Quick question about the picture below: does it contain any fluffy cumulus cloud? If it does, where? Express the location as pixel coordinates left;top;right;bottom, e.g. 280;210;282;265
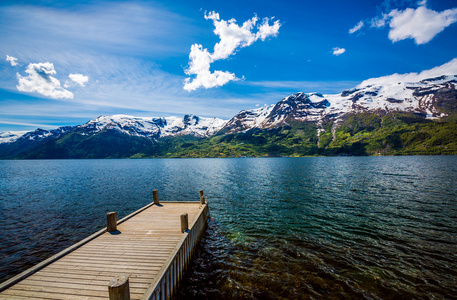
69;73;89;86
388;6;457;44
6;55;18;66
184;11;281;91
16;62;74;99
364;2;457;44
349;21;364;34
184;44;236;91
332;47;346;56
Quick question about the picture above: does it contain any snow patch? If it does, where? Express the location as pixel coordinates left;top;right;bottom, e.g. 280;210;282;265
0;131;28;144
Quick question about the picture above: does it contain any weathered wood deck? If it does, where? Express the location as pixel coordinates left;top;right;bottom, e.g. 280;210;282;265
0;191;210;300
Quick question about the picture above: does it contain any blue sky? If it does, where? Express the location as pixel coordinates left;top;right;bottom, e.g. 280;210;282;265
1;0;456;131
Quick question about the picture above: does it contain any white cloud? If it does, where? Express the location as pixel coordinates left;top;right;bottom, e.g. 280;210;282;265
367;3;457;44
417;0;427;6
388;6;457;44
332;47;346;56
6;55;18;66
183;44;236;91
16;62;73;99
349;21;364;34
256;17;281;41
184;11;281;91
69;73;89;86
206;11;258;61
370;13;390;28
358;57;457;87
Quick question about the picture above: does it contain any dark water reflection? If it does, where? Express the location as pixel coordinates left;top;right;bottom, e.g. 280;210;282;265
1;157;456;299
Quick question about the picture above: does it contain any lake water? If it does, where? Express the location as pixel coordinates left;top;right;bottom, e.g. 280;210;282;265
1;157;456;299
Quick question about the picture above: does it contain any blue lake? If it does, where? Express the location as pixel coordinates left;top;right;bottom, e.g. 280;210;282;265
1;157;456;298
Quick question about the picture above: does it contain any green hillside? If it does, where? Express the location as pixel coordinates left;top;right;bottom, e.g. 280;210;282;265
149;112;457;158
3;111;457;159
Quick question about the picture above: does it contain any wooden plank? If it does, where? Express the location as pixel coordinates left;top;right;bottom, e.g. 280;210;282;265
0;295;36;300
79;243;179;249
7;284;113;297
41;264;161;273
23;275;150;289
58;256;170;264
35;269;157;281
66;251;171;258
33;271;154;283
0;289;107;300
11;281;147;298
54;257;168;266
48;261;165;270
37;266;159;276
72;247;176;253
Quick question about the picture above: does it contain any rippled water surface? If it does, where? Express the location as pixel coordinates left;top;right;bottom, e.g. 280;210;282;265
1;157;456;299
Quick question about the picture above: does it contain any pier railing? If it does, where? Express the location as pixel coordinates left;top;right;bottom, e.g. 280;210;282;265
142;201;209;300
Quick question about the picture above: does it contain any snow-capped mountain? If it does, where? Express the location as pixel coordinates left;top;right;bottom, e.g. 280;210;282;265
0;127;76;144
78;114;227;138
221;105;274;133
0;114;227;144
223;92;331;133
223;74;457;133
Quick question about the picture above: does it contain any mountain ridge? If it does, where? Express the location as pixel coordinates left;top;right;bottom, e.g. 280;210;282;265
3;74;456;145
1;61;456;158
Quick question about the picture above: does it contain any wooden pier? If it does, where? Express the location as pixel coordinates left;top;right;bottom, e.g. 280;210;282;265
0;190;210;300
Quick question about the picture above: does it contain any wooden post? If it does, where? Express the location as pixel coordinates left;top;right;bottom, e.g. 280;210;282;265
153;189;159;205
180;213;188;233
107;212;117;232
108;275;130;300
199;190;205;205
